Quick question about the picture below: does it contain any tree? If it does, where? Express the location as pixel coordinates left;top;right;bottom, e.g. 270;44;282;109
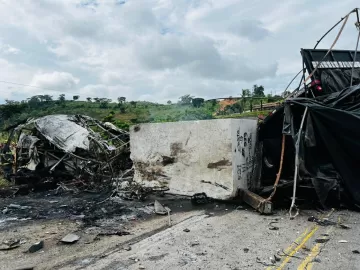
0;100;26;120
178;94;193;105
167;100;172;105
242;89;251;97
43;95;53;102
118;104;126;113
253;85;265;97
130;101;137;107
99;98;111;109
192;98;205;108
28;96;41;108
86;97;92;102
73;95;80;101
118;97;126;104
59;94;66;102
94;97;100;103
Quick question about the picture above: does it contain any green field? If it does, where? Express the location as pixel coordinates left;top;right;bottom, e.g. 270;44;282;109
0;94;278;135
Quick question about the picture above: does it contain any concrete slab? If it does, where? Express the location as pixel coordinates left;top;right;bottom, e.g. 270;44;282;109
130;119;258;200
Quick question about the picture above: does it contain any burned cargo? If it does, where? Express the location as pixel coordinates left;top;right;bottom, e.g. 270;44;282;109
1;114;131;192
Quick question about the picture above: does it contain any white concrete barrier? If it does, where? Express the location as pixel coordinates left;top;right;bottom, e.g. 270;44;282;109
130;119;258;200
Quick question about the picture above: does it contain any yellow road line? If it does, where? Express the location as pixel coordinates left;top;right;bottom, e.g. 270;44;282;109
266;228;311;270
297;210;336;270
267;209;335;270
297;243;321;270
275;225;319;270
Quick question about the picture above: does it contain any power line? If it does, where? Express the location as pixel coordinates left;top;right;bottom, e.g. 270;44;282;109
0;80;60;92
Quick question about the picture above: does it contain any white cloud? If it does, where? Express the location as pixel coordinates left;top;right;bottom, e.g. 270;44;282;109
0;0;359;103
0;43;20;55
30;71;80;92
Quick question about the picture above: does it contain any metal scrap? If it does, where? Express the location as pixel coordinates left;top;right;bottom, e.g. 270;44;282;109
61;233;80;244
0;239;21;251
2;115;131;194
28;241;44;253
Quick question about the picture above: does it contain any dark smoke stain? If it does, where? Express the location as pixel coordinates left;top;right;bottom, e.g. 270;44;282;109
170;142;185;156
161;156;175;166
207;159;231;169
185;131;192;146
134;125;141;132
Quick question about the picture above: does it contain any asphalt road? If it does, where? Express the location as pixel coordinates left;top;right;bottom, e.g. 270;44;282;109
65;208;360;270
1;204;359;270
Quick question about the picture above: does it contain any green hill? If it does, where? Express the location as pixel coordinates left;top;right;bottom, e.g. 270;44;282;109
0;94;276;136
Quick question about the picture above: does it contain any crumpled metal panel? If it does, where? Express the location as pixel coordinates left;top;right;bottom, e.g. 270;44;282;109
17;134;40;149
34;115;90;153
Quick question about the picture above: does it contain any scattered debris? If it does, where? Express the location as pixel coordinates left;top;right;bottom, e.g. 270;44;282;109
154;200;168;215
338;240;348;243
61;234;80;244
339;224;351;229
97;231;130;237
139;265;145;269
191;193;211;205
123;245;132;251
352;250;360;254
235;205;245;210
269;221;279;230
274;255;281;262
28;240;44;253
315;238;330;243
190;241;200;247
256;257;274;267
308;216;336;226
0;239;21;251
243;248;249;253
312;258;321;263
183;228;190;233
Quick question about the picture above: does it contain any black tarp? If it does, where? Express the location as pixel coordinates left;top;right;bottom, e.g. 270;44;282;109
284;84;360;206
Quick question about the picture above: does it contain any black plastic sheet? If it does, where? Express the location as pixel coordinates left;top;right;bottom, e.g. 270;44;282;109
286;84;360;206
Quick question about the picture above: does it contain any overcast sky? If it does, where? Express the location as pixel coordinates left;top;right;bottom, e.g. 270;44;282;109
0;0;359;104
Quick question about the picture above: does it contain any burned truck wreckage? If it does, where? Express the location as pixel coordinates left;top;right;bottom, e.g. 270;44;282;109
0;8;360;218
258;9;360;213
1;115;132;194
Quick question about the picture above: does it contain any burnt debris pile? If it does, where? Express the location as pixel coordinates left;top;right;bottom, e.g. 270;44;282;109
1;114;132;196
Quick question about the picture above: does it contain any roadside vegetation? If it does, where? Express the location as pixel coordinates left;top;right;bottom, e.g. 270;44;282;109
0;85;284;133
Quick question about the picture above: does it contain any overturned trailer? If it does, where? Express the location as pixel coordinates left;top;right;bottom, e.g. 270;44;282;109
4;115;131;191
257;9;360;212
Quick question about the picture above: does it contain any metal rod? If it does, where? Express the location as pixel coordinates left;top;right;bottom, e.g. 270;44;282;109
314;8;357;49
289;107;308;219
303;14;350;85
282;69;303;97
350;10;360;87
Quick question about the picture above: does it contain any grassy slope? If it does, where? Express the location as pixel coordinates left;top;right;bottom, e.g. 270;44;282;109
0;100;271;132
